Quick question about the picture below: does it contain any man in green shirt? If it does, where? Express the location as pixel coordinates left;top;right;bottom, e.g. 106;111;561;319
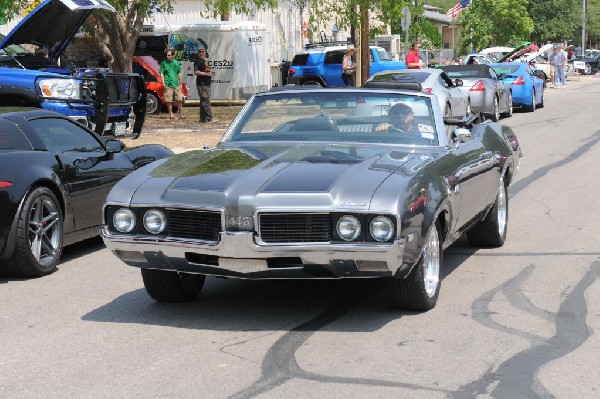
159;49;184;119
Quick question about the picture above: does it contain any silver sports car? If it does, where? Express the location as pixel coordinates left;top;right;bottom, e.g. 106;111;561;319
101;87;522;311
365;68;471;118
441;64;513;122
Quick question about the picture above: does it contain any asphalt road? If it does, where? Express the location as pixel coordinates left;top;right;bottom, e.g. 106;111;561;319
2;76;600;399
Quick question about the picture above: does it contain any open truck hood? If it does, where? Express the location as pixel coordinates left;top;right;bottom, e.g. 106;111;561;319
0;0;115;63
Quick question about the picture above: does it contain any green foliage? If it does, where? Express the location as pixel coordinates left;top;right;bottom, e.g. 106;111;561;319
458;0;534;50
527;0;580;44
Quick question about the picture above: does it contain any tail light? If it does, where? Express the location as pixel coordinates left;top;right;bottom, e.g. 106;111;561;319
288;68;296;76
470;80;486;91
0;181;13;188
512;76;525;85
422;87;432;94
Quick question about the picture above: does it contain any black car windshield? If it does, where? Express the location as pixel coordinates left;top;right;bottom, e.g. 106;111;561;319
224;91;440;146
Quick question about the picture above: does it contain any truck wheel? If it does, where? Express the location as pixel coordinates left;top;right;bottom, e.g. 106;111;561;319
467;178;508;248
4;187;63;277
141;269;205;302
387;221;442;311
146;92;161;114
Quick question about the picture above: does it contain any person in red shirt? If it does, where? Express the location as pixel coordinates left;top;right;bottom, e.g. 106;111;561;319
406;41;426;69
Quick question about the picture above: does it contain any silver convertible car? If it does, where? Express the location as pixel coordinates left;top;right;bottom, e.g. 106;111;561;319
101;86;522;311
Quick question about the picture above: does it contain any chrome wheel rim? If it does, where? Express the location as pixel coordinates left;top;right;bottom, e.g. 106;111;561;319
423;226;440;298
494;97;500;121
146;94;159;114
28;195;61;267
585;64;591;75
497;182;507;237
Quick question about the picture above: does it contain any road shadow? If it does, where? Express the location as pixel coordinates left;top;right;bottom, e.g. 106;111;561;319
81;242;474;333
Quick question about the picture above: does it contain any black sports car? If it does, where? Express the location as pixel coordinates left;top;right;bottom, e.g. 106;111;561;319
0;108;172;277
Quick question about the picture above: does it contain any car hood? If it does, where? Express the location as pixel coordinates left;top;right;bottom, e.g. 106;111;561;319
114;144;434;211
133;55;161;81
0;0;115;62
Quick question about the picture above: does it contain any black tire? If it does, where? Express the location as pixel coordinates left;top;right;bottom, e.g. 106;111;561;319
146;92;161;114
501;92;513;118
302;80;323;87
538;92;544;108
3;187;63;277
141;269;205;302
489;96;500;122
467;178;508;248
387;221;443;311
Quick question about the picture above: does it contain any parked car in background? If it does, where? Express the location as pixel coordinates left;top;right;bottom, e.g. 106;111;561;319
441;64;512;121
462;53;494;65
480;47;514;62
0;108;172;278
365;68;471;117
490;62;545;112
573;52;600;75
101;86;521;311
133;56;189;114
287;41;406;87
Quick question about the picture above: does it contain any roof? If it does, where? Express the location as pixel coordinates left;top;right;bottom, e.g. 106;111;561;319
441;64;492;78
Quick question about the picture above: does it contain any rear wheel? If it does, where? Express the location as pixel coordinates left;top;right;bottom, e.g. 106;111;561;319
526;90;536;112
490;96;500;122
388;221;442;311
141;269;205;302
467;178;508;247
584;63;592;75
3;187;63;277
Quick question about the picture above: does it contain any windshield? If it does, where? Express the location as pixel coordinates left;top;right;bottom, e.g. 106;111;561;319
491;65;521;75
224;91;440;146
377;49;392;61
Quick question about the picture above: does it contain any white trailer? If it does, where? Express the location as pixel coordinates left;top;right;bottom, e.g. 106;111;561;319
140;21;270;100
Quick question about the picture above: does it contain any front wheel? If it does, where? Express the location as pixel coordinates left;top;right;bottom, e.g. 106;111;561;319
526;90;536;112
387;221;443;311
146;92;161;114
141;269;205;302
467;178;508;247
584;63;592;75
3;187;63;277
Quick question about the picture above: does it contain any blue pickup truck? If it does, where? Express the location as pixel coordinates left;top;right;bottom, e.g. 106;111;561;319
0;0;146;138
287;42;407;87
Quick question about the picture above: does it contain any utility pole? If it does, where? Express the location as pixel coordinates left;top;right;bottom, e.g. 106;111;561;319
582;0;587;55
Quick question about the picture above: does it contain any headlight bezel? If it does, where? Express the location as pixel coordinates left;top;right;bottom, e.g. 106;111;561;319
336;215;362;242
369;216;395;242
143;209;167;234
37;78;82;100
112;208;136;233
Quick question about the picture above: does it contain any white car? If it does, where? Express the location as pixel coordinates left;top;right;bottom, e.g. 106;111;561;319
365;68;471;117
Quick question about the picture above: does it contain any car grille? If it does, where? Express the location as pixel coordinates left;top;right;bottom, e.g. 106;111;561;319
259;213;332;243
166;209;222;241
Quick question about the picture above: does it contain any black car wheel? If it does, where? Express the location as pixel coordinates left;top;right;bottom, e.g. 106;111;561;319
146;92;161;114
388;221;442;311
490;96;500;122
467;178;508;248
3;187;63;277
141;269;205;302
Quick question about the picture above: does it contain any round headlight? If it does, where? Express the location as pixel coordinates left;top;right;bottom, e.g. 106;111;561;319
143;209;167;234
369;216;394;242
336;215;361;241
113;208;136;233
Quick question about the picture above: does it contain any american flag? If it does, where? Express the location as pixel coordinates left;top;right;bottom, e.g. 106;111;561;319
446;0;471;19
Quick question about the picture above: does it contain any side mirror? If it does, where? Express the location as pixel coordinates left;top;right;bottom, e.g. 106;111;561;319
106;139;124;154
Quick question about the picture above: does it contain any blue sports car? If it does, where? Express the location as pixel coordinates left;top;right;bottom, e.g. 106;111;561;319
490;62;545;112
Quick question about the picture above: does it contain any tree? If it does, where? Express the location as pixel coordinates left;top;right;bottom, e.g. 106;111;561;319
457;0;534;51
527;0;580;44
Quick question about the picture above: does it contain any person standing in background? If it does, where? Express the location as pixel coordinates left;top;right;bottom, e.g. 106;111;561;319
159;49;184;120
406;42;426;69
341;47;356;87
552;44;568;89
194;48;214;123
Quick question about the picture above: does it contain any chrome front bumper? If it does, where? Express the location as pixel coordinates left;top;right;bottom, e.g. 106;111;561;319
101;228;407;279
